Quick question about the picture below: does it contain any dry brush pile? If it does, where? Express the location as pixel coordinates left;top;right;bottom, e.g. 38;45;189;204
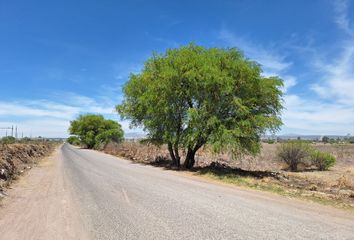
0;143;56;191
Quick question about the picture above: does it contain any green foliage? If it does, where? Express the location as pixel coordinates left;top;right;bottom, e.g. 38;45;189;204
69;114;124;149
322;136;330;143
117;43;283;168
67;136;81;145
95;128;124;149
1;136;16;144
21;137;32;142
322;136;329;143
310;151;336;171
277;141;311;171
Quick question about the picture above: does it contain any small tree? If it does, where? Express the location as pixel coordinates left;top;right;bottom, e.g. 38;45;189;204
277;141;311;171
69;114;124;149
310;151;336;171
117;44;283;168
322;136;329;143
95;128;124;149
67;136;81;145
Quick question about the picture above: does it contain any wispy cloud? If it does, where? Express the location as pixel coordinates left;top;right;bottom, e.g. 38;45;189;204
218;4;354;135
218;28;292;72
283;0;354;134
283;94;354;134
311;0;354;106
282;76;297;93
0;92;126;138
311;41;354;105
334;0;354;36
0;100;77;119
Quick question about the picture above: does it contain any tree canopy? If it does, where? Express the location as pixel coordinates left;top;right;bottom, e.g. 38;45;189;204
68;114;124;149
117;44;283;168
66;136;81;146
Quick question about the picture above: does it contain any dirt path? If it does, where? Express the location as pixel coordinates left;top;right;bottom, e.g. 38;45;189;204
0;146;89;240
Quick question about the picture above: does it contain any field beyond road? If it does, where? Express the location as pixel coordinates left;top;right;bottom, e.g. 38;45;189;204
0;143;353;240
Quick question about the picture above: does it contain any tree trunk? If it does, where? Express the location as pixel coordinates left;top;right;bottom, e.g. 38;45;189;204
167;142;177;165
183;147;196;169
183;138;206;169
174;143;181;168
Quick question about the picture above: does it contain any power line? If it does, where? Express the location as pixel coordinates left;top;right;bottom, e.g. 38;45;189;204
0;126;19;138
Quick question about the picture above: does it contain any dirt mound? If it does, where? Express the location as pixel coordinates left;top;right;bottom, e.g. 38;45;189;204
0;143;55;190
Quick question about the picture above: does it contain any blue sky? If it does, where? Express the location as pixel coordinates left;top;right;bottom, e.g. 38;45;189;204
1;0;354;137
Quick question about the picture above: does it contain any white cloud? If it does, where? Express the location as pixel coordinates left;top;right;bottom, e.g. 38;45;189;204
219;29;297;93
0;101;77;119
0;92;133;138
311;41;354;105
282;76;297;93
218;29;292;72
282;0;354;135
282;95;354;134
309;0;354;108
219;19;354;135
334;0;354;36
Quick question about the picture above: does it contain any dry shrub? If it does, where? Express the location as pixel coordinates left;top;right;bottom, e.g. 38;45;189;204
277;141;311;171
336;174;354;190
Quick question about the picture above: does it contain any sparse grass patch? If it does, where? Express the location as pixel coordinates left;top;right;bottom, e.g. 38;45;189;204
196;169;354;211
198;169;286;193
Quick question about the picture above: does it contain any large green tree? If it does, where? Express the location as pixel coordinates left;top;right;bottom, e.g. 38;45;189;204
68;114;124;149
117;44;283;168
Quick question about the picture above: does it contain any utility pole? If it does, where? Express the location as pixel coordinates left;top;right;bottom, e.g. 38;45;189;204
11;126;13;137
0;127;13;138
15;126;18;139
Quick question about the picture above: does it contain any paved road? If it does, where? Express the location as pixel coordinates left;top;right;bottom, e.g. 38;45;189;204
0;143;353;239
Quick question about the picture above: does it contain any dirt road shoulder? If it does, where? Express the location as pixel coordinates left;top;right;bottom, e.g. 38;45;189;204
0;146;89;240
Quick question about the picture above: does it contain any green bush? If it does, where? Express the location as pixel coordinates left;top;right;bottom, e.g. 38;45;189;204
310;151;336;171
277;141;311;171
1;136;16;144
69;114;124;149
94;128;124;149
265;139;275;144
67;136;81;145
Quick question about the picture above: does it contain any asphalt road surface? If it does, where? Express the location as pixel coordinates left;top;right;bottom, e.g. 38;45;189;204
0;143;353;240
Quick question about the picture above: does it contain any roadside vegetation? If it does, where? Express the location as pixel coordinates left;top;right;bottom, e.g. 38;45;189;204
117;44;283;169
277;140;337;171
68;114;124;149
66;136;81;146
